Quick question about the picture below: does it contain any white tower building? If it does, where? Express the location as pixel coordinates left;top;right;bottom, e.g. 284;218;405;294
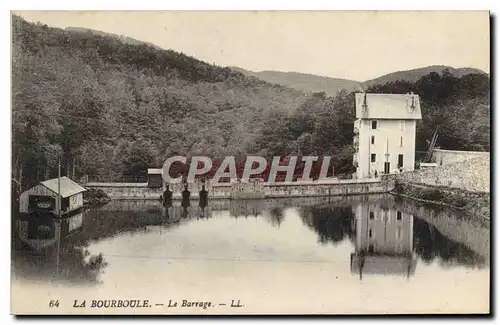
353;93;422;179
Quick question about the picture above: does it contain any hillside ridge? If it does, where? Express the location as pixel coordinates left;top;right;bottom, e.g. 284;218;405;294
232;65;487;96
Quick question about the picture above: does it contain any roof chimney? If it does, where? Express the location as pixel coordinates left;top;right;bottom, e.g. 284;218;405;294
362;92;368;111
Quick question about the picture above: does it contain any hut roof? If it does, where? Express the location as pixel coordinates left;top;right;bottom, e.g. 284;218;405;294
41;177;86;198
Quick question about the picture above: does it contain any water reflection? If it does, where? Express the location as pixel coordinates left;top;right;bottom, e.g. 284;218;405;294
173;195;213;220
300;206;354;244
350;202;417;279
198;185;210;219
12;195;487;287
413;217;486;267
12;212;108;285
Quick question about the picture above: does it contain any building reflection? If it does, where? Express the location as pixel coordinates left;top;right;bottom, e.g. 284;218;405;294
350;202;417;279
12;195;488;289
161;205;212;221
16;212;84;252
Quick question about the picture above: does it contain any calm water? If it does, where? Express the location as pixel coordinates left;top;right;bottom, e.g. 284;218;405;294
11;195;490;314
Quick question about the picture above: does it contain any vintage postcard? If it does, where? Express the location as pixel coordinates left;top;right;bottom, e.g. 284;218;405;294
10;10;490;315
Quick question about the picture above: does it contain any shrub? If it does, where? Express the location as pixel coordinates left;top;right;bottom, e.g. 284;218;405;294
421;188;445;202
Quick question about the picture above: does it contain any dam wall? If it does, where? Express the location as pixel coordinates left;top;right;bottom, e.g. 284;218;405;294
84;179;394;200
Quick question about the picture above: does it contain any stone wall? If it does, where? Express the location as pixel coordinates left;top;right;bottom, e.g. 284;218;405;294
398;155;490;193
394;182;490;219
84;183;162;199
85;179;394;200
264;180;391;198
432;149;490;166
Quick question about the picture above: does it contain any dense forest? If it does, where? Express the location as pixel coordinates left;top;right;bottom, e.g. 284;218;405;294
252;70;490;175
11;16;490;190
366;72;490;152
12;16;307;187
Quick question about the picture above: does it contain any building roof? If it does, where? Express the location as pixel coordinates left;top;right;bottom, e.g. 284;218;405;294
355;93;422;120
41;176;87;198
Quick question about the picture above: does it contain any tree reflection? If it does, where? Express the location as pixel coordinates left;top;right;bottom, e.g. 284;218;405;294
13;246;108;285
301;206;354;245
413;218;486;268
265;207;285;227
12;215;108;285
299;199;486;269
12;196;487;288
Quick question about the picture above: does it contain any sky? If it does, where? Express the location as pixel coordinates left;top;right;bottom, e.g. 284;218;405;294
13;11;490;81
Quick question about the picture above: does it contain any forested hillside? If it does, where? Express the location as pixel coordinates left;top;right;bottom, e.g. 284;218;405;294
363;65;487;88
232;65;487;96
11;16;490;189
12;16;307;188
366;71;490;152
256;70;490;176
231;67;363;96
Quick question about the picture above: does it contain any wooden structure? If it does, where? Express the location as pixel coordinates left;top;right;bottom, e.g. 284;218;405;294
147;168;163;188
19;177;86;217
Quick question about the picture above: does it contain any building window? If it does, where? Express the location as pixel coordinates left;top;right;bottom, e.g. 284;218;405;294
400;136;403;147
399;120;405;130
369;211;374;220
371;121;378;129
371;135;375;145
397;211;402;221
371;154;376;162
398;154;404;168
369;229;373;238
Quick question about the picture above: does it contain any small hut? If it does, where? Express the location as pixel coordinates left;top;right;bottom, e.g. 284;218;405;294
147;168;163;188
19;177;87;217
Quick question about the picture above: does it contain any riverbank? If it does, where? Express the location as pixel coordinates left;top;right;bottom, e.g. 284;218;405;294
83;188;111;207
392;181;490;222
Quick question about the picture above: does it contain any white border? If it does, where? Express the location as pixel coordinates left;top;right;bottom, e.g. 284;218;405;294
3;1;498;10
1;1;497;324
